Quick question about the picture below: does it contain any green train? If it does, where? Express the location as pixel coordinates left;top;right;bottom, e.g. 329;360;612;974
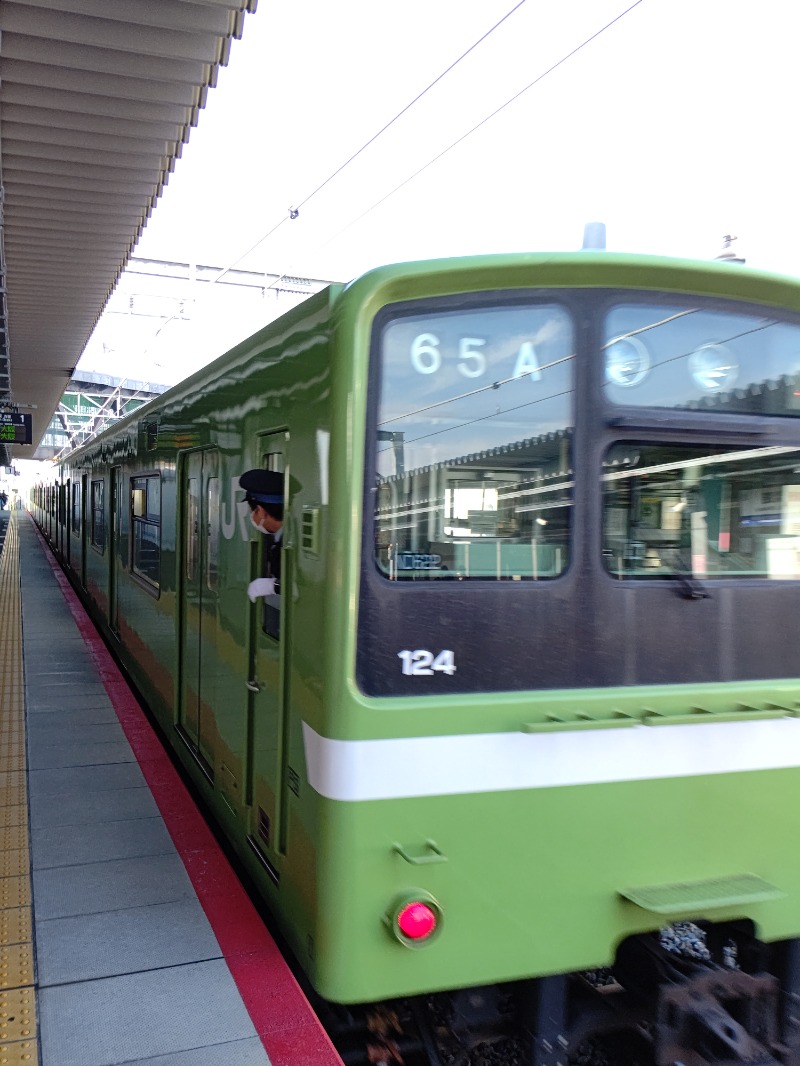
34;253;800;1064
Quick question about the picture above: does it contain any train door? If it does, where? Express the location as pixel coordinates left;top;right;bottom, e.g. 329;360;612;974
246;433;291;875
109;466;121;633
179;450;220;775
65;479;71;566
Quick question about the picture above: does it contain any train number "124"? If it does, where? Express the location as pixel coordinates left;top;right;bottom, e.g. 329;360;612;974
397;650;457;676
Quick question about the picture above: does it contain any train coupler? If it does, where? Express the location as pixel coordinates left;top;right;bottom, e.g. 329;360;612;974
655;969;783;1066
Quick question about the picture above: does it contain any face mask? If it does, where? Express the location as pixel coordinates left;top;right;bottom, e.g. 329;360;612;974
251;514;265;534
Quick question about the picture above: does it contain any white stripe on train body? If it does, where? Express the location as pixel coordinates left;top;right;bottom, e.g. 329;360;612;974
301;718;800;802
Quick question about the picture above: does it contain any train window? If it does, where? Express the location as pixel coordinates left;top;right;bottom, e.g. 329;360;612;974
374;301;574;580
71;482;81;533
602;441;800;579
131;475;161;588
186;477;199;581
90;479;105;551
258;451;284;639
603;301;800;414
207;476;219;591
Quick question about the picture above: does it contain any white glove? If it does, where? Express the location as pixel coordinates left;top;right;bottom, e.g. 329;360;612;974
248;577;276;602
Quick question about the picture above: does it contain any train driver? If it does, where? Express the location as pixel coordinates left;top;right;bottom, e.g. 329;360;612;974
239;469;284;602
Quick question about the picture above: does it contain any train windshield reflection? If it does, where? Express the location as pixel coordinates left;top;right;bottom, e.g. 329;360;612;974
374;301;574;580
603;442;800;579
603;302;800;414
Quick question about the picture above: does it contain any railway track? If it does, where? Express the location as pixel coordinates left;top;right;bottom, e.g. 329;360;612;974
322;924;795;1066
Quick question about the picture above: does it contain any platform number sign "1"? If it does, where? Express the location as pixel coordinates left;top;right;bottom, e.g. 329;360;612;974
398;649;457;676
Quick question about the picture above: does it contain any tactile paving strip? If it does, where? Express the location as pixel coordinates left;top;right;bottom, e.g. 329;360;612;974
0;809;26;832
0;515;38;1065
0;986;36;1048
0;912;31;950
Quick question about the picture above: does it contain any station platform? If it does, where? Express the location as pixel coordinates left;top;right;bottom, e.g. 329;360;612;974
0;510;344;1066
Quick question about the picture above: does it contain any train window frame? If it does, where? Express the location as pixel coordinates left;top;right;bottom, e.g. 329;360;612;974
130;473;161;593
369;292;576;583
90;478;105;553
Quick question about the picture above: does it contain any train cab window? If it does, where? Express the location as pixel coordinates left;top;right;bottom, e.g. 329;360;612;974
603;301;800;414
131;475;161;588
603;441;800;580
71;482;81;533
90;479;105;551
374;301;574;580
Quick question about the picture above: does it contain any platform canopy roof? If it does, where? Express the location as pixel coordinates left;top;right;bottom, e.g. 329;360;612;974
0;0;257;461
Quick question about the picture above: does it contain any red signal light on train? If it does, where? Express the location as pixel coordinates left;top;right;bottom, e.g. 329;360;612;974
396;901;437;940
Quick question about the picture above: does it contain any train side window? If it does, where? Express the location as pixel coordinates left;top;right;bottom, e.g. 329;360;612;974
72;482;81;533
186;478;199;581
131;474;161;589
207;476;219;591
259;451;284;639
90;479;105;552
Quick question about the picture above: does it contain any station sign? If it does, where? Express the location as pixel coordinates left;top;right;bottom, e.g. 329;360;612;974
0;413;32;445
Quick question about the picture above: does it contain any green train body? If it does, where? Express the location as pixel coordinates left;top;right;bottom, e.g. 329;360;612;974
34;253;800;1011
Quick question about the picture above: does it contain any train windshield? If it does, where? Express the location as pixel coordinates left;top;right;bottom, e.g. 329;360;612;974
374;301;574;580
603;302;800;413
603;442;800;579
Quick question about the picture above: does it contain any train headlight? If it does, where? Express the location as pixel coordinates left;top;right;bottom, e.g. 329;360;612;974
605;336;650;388
688;343;738;392
385;892;442;947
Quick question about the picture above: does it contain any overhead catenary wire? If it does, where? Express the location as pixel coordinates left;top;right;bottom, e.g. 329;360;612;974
322;0;645;248
210;0;529;285
292;0;528;215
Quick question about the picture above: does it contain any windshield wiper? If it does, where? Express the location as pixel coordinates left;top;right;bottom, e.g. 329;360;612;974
663;568;710;600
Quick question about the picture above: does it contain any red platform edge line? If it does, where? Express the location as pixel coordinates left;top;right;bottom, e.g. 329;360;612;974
36;525;343;1066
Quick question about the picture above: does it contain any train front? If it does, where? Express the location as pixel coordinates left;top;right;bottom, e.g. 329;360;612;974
312;254;800;1061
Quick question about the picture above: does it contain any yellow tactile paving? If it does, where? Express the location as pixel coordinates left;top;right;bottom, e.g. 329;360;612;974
0;883;29;913
0;944;34;991
0;1043;38;1065
0;809;26;832
0;779;25;810
0;514;37;1066
0;986;36;1040
0;913;31;951
0;857;28;884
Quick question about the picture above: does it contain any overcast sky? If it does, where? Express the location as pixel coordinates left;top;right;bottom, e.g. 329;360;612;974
73;0;800;386
132;0;800;282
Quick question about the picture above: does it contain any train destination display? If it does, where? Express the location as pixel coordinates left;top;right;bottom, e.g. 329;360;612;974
0;413;32;444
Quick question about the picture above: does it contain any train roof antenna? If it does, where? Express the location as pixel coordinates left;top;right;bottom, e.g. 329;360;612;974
716;234;746;264
582;222;606;250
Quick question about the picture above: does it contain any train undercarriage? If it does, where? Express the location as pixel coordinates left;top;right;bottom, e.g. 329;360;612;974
327;922;800;1066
